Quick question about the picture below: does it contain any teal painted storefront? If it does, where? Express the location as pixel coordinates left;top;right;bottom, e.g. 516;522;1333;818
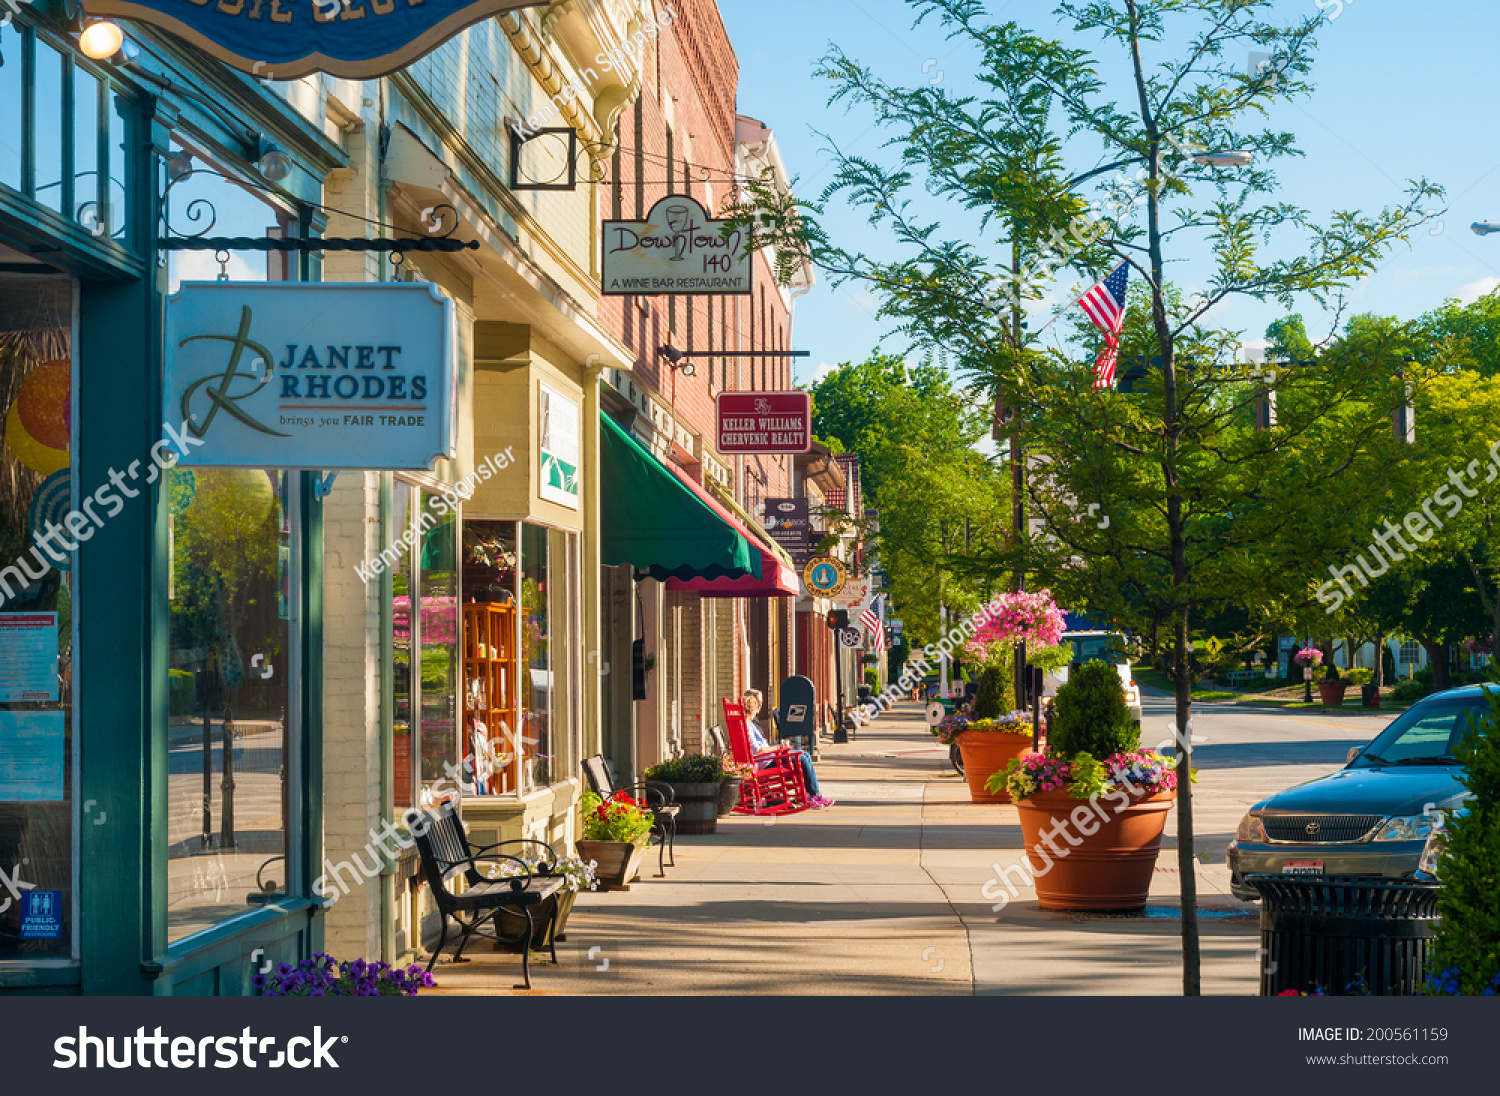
0;5;343;994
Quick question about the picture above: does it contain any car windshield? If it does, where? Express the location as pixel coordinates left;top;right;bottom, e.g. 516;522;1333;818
1070;635;1126;664
1352;696;1492;768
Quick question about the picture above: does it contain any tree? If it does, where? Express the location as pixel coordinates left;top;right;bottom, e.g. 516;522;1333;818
732;0;1440;994
809;353;1009;645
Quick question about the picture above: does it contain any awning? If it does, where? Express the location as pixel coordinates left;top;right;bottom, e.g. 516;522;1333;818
600;414;761;582
662;465;800;599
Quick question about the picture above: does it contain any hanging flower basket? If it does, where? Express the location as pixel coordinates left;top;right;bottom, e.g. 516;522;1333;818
965;589;1066;665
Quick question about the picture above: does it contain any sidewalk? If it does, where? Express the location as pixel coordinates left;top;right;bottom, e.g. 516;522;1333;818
429;703;1261;996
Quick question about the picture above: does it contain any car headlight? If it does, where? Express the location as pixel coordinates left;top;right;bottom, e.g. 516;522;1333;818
1372;814;1439;842
1235;812;1267;842
1416;827;1448;880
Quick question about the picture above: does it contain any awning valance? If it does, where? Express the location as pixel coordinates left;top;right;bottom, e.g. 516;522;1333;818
600;414;761;582
661;466;800;599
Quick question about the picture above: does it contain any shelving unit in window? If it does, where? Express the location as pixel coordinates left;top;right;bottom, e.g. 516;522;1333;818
463;602;518;795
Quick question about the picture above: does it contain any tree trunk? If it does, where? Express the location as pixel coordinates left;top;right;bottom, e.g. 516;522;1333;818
1173;606;1200;996
1373;634;1385;688
1422;640;1450;692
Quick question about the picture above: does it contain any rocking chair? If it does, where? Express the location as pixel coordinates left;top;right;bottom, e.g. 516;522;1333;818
721;699;810;816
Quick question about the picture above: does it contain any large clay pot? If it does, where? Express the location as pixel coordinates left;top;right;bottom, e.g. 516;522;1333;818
576;839;646;891
958;734;1039;803
717;773;745;816
1014;787;1175;910
1318;682;1348;707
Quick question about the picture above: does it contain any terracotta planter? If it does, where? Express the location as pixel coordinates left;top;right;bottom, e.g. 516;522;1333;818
958;734;1040;803
1014;787;1175;911
717;774;745;816
1318;682;1348;707
664;782;719;834
575;839;646;891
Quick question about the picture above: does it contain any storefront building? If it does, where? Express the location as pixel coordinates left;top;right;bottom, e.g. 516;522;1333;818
0;7;346;994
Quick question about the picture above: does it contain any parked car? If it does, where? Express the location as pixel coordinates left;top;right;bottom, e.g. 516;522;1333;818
1047;631;1142;725
1226;685;1483;900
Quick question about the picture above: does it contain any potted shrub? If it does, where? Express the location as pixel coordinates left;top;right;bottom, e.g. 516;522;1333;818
935;710;1037;803
988;660;1179;910
254;954;436;996
576;791;653;890
490;855;597;951
643;754;725;834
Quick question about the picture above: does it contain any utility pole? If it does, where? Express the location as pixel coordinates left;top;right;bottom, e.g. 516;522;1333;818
1009;236;1029;709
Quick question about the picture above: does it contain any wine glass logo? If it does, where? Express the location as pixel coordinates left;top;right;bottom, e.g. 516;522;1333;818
664;204;692;260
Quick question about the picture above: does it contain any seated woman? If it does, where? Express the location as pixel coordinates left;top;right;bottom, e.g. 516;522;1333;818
742;688;833;809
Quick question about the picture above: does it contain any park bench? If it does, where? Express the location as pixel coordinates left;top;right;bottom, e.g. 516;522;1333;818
412;800;565;989
582;755;677;876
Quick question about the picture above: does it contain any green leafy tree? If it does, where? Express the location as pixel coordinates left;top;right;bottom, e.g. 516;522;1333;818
731;0;1440;993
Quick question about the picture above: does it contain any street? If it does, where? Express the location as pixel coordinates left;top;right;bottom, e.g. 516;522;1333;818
432;694;1397;995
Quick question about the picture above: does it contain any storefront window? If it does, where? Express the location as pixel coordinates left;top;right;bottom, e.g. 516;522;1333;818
521;524;552;791
166;471;292;943
462;520;518;795
390;482;414;809
417;493;458;802
0;272;75;962
33;40;63;215
0;33;21;191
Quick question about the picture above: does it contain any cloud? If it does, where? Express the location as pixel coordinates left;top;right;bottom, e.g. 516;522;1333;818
1455;276;1500;305
171;250;261;292
803;360;838;386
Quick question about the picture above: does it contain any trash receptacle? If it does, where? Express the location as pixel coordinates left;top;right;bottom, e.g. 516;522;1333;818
1361;684;1381;708
1246;875;1439;996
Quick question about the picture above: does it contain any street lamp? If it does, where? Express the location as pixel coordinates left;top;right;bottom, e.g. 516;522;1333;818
1192;150;1254;167
1472;222;1500;236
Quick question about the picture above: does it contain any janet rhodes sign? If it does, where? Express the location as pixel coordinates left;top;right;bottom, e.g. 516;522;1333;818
81;0;550;80
165;282;456;471
716;391;811;455
602;196;752;296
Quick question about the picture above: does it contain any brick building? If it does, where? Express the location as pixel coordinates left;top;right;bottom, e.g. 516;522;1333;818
595;0;815;777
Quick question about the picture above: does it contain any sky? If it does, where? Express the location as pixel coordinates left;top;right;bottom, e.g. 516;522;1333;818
718;0;1500;389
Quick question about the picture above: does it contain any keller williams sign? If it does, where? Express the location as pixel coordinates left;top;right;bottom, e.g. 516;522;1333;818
81;0;549;79
716;392;811;455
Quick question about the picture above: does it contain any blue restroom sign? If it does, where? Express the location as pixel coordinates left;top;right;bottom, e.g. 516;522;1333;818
166;282;457;471
82;1;550;79
19;890;63;939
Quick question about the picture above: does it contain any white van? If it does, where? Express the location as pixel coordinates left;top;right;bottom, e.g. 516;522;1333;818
1045;631;1143;725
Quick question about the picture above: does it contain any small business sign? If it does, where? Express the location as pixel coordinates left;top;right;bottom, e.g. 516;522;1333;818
803;557;846;599
763;498;813;566
538;382;580;510
19;890;63;939
81;0;549;79
602;197;752;296
716;392;811;455
165;283;456;471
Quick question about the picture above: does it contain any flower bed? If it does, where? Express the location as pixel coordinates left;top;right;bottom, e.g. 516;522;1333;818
255;954;435;997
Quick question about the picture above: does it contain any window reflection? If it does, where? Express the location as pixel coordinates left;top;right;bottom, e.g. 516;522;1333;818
417;496;457;803
0;36;21;191
521;524;552;791
391;482;413;809
33;41;63;213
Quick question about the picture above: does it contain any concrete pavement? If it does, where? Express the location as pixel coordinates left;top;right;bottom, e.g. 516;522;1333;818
429;696;1398;995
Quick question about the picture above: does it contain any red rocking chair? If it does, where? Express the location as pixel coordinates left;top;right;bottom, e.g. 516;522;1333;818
722;699;810;816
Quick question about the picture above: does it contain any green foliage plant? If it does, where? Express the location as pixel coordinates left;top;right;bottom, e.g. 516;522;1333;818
971;664;1014;719
579;792;653;847
643;755;725;784
1049;660;1139;760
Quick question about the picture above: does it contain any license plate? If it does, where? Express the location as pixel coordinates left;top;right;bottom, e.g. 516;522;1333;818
1282;861;1324;875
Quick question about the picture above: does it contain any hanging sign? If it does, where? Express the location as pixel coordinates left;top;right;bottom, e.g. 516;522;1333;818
803;557;845;599
716;392;811;455
81;1;550;80
539;382;581;510
762;498;813;567
602;197;752;296
165;282;456;471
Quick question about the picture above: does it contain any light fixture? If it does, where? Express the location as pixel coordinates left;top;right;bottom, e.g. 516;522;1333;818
658;344;695;376
77;20;125;60
254;135;293;183
1192;150;1254;168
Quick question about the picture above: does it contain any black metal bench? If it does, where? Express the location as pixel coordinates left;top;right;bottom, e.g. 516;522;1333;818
412;801;565;989
582;755;677;877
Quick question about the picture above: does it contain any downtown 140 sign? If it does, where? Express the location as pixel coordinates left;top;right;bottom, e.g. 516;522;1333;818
602;197;752;296
716;392;811;455
165;283;456;470
81;0;550;79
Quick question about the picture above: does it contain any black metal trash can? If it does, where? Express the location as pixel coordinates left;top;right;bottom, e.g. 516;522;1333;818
1361;684;1381;708
1246;875;1439;995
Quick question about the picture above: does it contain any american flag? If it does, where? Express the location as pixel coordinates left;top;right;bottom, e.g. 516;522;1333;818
1078;260;1130;388
860;600;886;651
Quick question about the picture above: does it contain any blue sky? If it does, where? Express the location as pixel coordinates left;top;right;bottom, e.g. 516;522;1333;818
720;0;1500;388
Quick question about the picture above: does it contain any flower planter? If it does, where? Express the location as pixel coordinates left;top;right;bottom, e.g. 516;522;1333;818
1318;682;1348;708
576;839;646;892
958;734;1039;803
1014;787;1175;910
663;781;719;834
495;889;577;953
717;773;745;816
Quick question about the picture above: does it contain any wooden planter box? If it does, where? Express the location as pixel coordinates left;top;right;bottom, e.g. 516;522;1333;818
663;781;719;834
576;839;647;891
495;889;577;953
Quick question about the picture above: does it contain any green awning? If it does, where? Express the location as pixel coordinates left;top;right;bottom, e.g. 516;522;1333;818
600;413;762;582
